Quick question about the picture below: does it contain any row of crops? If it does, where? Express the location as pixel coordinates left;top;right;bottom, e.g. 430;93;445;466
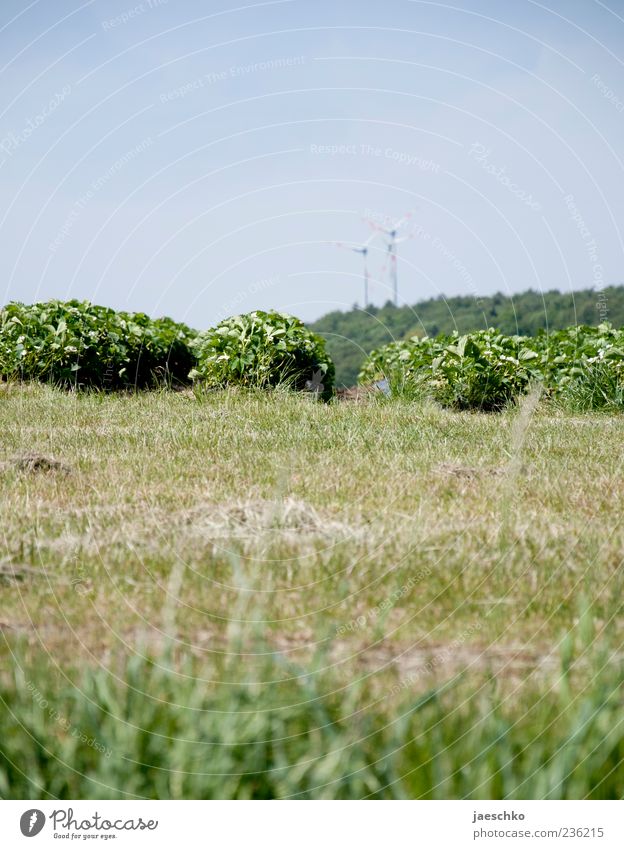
359;325;624;411
0;300;334;400
1;300;623;411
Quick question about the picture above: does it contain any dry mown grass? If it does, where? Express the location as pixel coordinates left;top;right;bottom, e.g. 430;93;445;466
0;384;621;681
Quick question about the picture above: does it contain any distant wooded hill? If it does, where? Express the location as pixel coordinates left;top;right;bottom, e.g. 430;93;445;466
311;285;624;387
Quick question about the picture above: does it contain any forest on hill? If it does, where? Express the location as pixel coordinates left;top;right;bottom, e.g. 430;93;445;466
311;285;624;387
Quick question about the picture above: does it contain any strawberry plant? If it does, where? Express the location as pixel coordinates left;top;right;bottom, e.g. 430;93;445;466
190;310;335;400
359;322;624;411
429;329;540;411
359;329;541;410
536;323;624;410
0;300;196;389
358;335;445;398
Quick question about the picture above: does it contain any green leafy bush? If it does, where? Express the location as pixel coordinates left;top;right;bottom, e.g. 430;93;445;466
359;335;444;398
359;324;624;412
190;310;335;400
360;329;539;411
429;330;540;411
534;324;624;411
0;300;196;389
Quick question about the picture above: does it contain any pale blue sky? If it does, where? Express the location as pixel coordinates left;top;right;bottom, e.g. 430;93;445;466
1;0;623;326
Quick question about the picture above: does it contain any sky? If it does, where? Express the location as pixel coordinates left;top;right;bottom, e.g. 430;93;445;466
1;0;623;327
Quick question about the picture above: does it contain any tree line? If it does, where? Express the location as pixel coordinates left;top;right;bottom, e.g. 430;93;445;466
311;285;624;386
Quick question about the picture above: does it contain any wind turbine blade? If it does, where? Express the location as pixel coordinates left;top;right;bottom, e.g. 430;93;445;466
363;217;386;235
394;212;413;229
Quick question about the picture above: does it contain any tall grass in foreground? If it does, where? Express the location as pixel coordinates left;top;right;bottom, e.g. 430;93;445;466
1;623;623;800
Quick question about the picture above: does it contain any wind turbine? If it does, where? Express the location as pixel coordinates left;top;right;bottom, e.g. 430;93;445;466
334;230;378;307
365;213;414;306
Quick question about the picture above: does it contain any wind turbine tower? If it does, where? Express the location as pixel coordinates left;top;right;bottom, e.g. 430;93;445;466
335;230;378;307
365;213;414;306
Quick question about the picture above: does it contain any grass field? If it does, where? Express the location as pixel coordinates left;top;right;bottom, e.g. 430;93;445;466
0;384;623;799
